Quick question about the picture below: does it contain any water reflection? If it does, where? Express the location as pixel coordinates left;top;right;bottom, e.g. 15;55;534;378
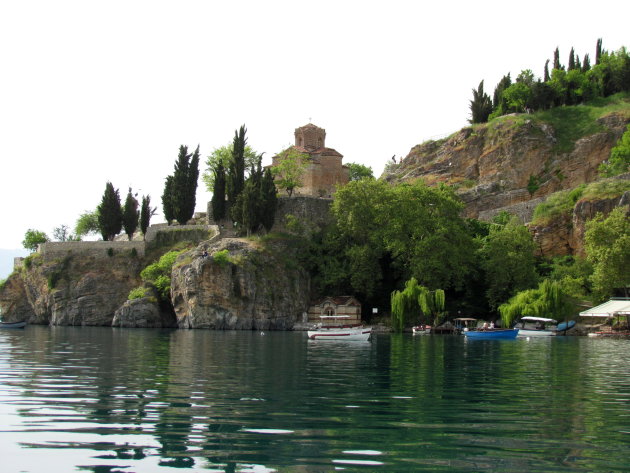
1;327;629;472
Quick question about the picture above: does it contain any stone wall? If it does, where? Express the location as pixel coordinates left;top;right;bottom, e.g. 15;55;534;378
39;241;146;260
273;196;333;233
477;196;546;223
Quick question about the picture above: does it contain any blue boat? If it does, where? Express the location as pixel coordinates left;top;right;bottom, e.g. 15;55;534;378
463;328;519;339
0;321;27;329
556;320;576;332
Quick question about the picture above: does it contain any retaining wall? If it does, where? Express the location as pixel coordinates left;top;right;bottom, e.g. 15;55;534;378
39;241;146;260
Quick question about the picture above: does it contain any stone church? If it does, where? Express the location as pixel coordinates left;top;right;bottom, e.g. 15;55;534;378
271;123;349;198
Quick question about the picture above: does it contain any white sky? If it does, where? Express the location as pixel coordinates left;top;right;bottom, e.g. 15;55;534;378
0;0;628;256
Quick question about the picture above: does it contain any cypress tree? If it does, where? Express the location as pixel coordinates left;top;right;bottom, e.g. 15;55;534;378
171;145;191;225
260;167;277;232
595;38;603;65
140;195;156;239
493;74;511;111
228;125;247;208
185;145;200;222
469;80;493;124
162;176;174;225
553;47;562;70
582;53;591;72
122;188;139;240
97;182;123;241
543;59;550;82
211;161;227;221
568;47;576;71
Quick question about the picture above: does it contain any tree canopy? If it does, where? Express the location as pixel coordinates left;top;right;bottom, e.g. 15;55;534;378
122;188;139;240
272;147;310;197
346;162;374;181
22;229;49;252
162;145;200;225
97;182;123;241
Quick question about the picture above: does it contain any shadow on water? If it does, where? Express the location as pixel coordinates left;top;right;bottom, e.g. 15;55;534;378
1;327;629;472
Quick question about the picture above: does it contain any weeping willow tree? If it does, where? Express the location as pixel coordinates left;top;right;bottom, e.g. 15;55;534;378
499;279;574;327
391;278;446;331
418;287;446;327
391;278;423;332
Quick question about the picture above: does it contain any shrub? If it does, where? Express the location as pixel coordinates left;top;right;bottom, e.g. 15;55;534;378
581;179;630;200
139;249;187;301
532;185;586;225
128;286;149;300
130;247;138;258
107;248;114;257
47;271;62;289
213;249;231;267
0;278;6;291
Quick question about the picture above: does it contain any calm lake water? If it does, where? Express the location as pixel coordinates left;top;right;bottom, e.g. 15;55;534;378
1;327;629;472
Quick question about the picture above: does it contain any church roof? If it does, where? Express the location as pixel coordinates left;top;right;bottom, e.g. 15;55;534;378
293;145;343;158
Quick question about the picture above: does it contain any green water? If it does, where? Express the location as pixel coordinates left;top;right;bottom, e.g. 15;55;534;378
0;327;629;472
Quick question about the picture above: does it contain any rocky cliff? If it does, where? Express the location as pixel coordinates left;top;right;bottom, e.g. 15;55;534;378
384;112;629;222
170;238;310;330
0;252;144;325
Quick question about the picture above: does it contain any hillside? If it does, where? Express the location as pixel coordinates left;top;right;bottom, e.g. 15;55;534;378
382;93;630;224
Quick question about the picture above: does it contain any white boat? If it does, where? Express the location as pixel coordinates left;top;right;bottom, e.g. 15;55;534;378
515;316;557;337
307;316;372;341
412;324;431;335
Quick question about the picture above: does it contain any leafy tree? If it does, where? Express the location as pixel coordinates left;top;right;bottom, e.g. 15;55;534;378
391;277;423;332
582;53;591;72
122;188;139;240
211;160;227;221
498;279;575;327
346;162;374;181
595;38;603;65
162;176;174;225
272;147;310;197
140;195;157;238
599;124;630;177
97;182;123;241
418;286;446;327
22;229;49;252
75;210;100;237
140;249;186;301
469;80;493;124
568;47;576;71
493;73;512;110
477;217;538;309
585;206;630;298
202;142;258;191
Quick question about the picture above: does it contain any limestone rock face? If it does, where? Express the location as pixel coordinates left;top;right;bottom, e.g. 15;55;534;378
171;238;310;330
0;253;143;326
384;113;629;220
112;292;176;328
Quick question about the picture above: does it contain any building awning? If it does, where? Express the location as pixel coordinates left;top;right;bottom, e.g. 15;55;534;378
579;299;630;318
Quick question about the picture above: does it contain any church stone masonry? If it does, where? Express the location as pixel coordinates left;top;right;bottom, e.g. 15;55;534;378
271;123;350;198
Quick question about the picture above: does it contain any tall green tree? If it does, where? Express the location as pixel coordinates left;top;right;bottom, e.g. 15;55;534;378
585;206;630;298
122;188;139;240
22;229;49;252
228;126;247;207
211;160;227;221
202;142;258;191
469;80;493;124
170;145;200;225
568;47;576;71
595;38;603;65
260;167;277;231
477;217;538;309
140;195;157;238
553;46;562;70
391;277;424;332
162;176;174;225
97;182;123;241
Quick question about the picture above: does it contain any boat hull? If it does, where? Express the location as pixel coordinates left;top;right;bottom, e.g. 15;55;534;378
464;329;519;339
517;329;555;337
307;326;372;341
0;321;27;329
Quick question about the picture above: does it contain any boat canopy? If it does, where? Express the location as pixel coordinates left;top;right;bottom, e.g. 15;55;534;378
521;316;557;323
453;318;477;321
579;299;630;318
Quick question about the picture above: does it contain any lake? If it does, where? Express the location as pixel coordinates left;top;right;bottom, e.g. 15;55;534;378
1;327;629;472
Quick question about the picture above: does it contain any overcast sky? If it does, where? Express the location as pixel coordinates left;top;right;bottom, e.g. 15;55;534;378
0;0;628;262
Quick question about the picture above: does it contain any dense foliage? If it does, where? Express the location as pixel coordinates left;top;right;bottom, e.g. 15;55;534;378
346;162;374;181
122;188;139;240
272;147;310;197
470;39;630;123
22;229;49;252
599;124;630;177
97;182;123;241
585;206;630;299
74;210;100;237
139;249;186;300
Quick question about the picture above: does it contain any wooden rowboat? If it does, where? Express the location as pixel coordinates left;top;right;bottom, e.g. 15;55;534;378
0;321;27;329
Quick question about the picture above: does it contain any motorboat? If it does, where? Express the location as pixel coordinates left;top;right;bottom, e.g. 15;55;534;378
307;316;372;341
412;324;431;335
515;316;557;337
463;328;519;339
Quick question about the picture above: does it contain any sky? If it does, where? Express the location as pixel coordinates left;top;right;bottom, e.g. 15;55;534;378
0;0;628;268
